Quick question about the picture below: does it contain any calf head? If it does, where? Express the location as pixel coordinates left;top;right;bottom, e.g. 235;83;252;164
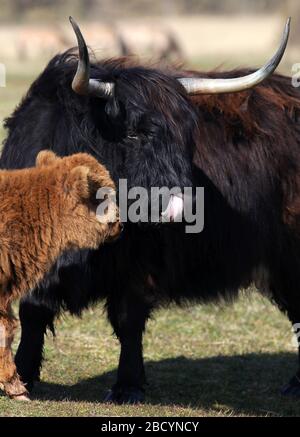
36;150;122;248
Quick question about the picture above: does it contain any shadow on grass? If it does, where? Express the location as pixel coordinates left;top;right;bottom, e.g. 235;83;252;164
33;352;300;416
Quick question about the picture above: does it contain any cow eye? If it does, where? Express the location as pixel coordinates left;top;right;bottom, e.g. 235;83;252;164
105;98;120;119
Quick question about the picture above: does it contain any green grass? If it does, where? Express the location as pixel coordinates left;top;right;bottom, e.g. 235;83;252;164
0;291;300;417
0;59;45;146
1;60;300;417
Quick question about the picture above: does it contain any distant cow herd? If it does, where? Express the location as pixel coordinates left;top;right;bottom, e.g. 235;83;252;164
0;22;183;62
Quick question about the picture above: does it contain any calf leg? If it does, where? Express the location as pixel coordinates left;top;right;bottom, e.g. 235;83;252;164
104;295;151;404
0;303;28;399
15;294;56;391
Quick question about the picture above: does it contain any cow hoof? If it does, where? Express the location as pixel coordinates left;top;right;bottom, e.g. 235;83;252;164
281;376;300;397
104;387;145;405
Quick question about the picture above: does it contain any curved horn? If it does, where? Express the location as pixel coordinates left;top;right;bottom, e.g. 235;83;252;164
69;16;114;98
178;17;291;95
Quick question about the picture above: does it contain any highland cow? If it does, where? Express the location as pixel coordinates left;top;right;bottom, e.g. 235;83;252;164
2;17;300;404
0;150;120;400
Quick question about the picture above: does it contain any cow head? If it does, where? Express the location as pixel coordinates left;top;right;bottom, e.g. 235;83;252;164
61;18;292;222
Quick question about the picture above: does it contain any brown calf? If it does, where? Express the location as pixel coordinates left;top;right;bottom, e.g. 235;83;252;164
0;151;121;400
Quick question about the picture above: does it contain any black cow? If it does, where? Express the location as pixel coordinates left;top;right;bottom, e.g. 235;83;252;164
1;18;300;404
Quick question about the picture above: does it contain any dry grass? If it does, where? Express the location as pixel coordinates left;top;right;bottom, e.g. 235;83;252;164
0;291;299;417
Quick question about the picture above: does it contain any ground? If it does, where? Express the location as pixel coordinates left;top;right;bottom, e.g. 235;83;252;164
0;50;299;417
0;291;299;417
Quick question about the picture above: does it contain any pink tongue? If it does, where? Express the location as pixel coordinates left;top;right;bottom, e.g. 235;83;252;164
161;194;184;222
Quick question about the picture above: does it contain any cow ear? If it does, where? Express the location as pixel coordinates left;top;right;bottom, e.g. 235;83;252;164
64;165;101;202
36;150;59;167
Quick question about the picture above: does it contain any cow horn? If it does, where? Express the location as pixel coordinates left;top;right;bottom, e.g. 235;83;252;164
178;18;291;95
69;16;114;98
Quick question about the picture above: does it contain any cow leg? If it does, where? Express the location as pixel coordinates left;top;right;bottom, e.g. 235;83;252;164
15;294;56;391
266;260;300;397
281;306;300;397
0;303;29;400
104;295;151;404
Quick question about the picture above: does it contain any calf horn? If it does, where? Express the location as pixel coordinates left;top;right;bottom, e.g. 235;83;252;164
69;16;114;98
178;17;291;95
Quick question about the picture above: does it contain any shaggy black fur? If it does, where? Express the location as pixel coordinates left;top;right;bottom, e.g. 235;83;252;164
2;51;300;403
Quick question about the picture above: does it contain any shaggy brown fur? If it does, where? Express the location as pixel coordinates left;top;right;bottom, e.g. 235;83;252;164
0;150;120;399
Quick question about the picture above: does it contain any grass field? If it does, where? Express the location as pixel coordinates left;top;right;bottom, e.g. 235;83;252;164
1;58;300;417
0;293;299;417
